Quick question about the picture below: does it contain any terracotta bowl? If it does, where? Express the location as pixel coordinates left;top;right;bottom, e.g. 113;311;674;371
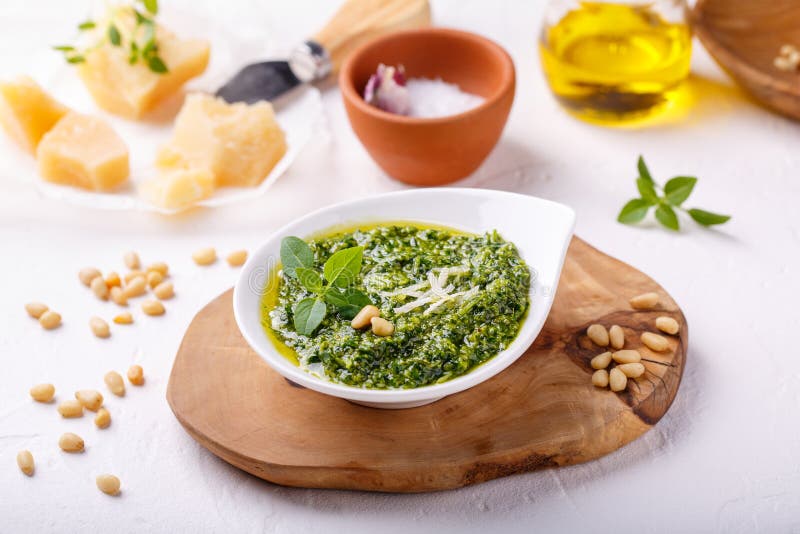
339;28;516;186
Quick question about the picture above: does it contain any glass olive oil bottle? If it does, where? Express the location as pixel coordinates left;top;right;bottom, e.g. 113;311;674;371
539;1;691;123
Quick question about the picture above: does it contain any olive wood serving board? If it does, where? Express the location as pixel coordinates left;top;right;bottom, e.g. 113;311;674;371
167;236;687;493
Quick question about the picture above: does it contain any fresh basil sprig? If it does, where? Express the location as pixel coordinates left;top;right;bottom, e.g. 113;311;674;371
618;156;731;231
280;236;372;336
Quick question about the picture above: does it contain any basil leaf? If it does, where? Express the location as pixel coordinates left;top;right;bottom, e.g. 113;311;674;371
636;178;659;205
655;204;679;231
617;198;651;224
688;208;731;226
77;20;96;31
52;45;75;52
147;55;168;73
293;298;326;336
108;25;122;46
66;55;86;64
637;155;653;183
324;288;371;319
142;0;159;15
323;246;363;288
295;267;323;293
664;176;697;206
280;236;314;278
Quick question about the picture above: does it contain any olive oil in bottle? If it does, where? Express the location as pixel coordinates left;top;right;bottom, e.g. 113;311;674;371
539;1;692;123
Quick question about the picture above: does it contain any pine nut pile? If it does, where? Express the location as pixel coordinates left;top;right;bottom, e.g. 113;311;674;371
587;292;681;392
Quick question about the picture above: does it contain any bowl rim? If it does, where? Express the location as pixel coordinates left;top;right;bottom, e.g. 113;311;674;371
232;188;576;405
339;27;516;125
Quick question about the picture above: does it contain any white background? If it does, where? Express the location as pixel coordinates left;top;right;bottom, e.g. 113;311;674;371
2;1;799;533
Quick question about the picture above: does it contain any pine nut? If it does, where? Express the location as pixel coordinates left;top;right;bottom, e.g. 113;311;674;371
17;450;34;476
58;432;84;452
371;317;394;336
617;362;646;378
127;365;144;385
591;369;609;388
124;270;145;284
75;389;103;411
89;317;110;339
113;312;133;325
57;399;83;418
94;407;111;429
630;292;659;310
94;407;111;428
609;367;627;392
226;250;248;267
96;474;121;495
25;302;48;319
39;310;62;330
351;305;380;329
123;276;147;298
146;270;163;289
141;299;165;316
91;276;109;300
656;316;680;335
124;251;141;270
612;349;641;364
586;324;609;346
153;281;174;300
774;56;794;71
79;267;102;287
641;332;670;352
590;351;612;369
609;325;625;349
105;271;121;288
104;371;125;397
110;286;128;306
147;262;169;276
192;247;217;266
30;383;55;402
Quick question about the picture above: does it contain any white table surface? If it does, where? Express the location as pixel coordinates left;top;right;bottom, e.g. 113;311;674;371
2;1;799;532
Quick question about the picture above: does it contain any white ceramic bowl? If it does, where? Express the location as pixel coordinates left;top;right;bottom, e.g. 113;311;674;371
233;188;575;409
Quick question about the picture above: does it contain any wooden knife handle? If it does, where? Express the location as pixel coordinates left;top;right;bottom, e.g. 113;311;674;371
313;0;431;73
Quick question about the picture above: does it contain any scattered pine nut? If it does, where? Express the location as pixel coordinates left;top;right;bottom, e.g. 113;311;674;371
89;317;110;339
127;365;144;386
153;281;174;300
590;351;612;370
351;305;380;329
17;450;34;476
105;271;121;288
192;247;217;266
39;310;62;330
609;325;625;350
113;312;133;325
612;349;641;364
124;251;141;270
147;262;169;276
617;362;646;378
655;316;680;335
591;369;609;388
609;367;627;392
123;276;147;299
587;324;609;347
94;407;111;429
96;474;121;495
57;399;83;418
630;292;659;310
58;432;84;452
110;286;128;306
91;276;109;301
141;299;165;316
79;267;102;287
25;302;48;319
146;270;163;289
30;383;55;402
641;332;670;352
75;390;103;411
124;270;145;284
226;250;248;267
371;317;394;337
104;371;125;397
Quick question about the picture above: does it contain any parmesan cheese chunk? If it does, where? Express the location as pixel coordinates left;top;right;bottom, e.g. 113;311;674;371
140;166;214;210
36;112;129;191
0;76;69;153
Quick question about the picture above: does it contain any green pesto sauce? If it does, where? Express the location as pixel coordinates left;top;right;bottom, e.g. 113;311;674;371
261;224;530;389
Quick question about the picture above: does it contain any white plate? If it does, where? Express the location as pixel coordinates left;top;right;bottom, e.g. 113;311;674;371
233;188;576;409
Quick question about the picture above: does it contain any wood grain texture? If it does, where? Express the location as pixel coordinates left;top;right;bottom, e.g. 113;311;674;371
166;237;687;493
692;0;800;120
